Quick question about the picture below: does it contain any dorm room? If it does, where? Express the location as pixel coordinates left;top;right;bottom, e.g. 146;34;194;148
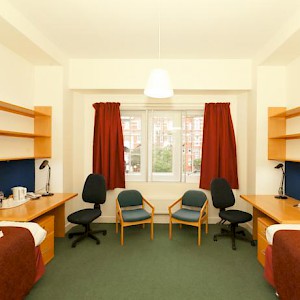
1;1;300;299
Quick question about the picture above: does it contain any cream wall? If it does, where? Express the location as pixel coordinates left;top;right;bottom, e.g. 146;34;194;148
286;56;300;160
253;55;300;196
255;66;287;195
33;67;64;194
69;59;252;90
0;44;34;103
0;43;35;159
69;91;249;224
66;57;253;225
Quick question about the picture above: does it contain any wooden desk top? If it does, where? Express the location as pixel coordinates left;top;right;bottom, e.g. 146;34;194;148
241;194;300;224
0;193;77;222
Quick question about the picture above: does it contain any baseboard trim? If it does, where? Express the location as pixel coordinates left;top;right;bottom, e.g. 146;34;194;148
65;216;229;226
65;216;253;234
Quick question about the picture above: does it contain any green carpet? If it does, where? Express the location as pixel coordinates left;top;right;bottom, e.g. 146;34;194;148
26;223;277;300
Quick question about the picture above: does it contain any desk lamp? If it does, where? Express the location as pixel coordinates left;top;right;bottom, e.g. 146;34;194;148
274;163;288;199
39;160;54;197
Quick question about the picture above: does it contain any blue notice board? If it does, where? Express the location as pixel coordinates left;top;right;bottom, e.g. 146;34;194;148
285;161;300;200
0;159;35;197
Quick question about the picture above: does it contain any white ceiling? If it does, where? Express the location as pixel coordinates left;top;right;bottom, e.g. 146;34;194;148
7;0;300;60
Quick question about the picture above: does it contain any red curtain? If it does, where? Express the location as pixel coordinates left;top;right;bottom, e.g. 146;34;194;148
199;103;238;190
93;102;125;190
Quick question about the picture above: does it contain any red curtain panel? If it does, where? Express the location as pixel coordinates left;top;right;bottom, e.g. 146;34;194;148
199;103;238;190
93;102;125;190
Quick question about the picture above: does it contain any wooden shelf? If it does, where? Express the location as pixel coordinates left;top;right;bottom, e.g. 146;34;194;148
0;156;35;162
0;101;50;118
270;133;300;140
286;158;300;163
0;101;52;160
0;130;50;138
268;106;300;161
270;106;300;119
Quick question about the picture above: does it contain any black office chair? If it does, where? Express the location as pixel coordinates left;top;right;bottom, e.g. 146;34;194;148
67;173;107;248
210;177;254;250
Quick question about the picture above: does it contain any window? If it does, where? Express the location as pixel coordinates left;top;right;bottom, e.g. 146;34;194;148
121;108;204;183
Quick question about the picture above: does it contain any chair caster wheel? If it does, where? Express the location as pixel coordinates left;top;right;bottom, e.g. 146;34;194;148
103;231;107;236
251;240;256;246
96;241;100;245
213;236;217;241
232;246;237;250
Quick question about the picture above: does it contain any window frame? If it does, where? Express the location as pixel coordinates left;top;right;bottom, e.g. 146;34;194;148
121;105;204;183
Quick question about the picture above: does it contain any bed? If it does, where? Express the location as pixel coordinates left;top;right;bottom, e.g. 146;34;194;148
264;224;300;300
0;221;47;300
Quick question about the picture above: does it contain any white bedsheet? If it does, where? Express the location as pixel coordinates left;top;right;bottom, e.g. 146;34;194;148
0;221;47;246
266;224;300;245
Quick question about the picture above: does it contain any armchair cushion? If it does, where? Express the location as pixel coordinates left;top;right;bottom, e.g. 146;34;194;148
172;208;202;222
122;209;151;222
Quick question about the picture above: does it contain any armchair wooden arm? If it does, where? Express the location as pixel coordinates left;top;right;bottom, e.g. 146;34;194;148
142;198;155;215
168;197;182;215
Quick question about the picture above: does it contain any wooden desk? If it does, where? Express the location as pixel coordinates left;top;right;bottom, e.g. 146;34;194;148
0;193;77;237
240;195;300;240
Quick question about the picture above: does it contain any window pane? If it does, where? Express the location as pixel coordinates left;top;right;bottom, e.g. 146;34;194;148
150;111;181;181
152;116;173;172
182;112;204;183
121;112;146;181
121;108;203;183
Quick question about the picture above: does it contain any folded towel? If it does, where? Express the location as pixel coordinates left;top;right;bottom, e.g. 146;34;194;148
0;221;47;246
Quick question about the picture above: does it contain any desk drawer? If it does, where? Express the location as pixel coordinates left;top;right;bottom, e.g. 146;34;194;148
35;215;54;234
257;217;275;238
258;233;269;266
34;215;55;264
40;231;54;264
257;217;276;267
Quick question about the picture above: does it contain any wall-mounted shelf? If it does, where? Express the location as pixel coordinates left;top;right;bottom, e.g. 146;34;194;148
0;101;52;161
270;106;300;119
0;101;49;118
268;106;300;162
270;133;300;140
0;130;50;139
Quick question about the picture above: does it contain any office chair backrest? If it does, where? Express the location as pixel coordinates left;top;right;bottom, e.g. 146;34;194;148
118;190;143;207
82;173;106;204
182;190;207;207
210;178;235;209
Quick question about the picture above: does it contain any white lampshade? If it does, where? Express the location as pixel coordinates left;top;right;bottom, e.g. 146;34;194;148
144;68;174;98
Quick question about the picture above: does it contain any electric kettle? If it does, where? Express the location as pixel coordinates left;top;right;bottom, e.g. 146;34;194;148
11;186;27;201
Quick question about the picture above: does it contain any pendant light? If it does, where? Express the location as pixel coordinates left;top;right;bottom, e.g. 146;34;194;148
144;0;173;98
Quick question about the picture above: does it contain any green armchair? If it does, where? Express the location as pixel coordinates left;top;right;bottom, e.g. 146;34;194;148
169;190;208;246
116;190;154;245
